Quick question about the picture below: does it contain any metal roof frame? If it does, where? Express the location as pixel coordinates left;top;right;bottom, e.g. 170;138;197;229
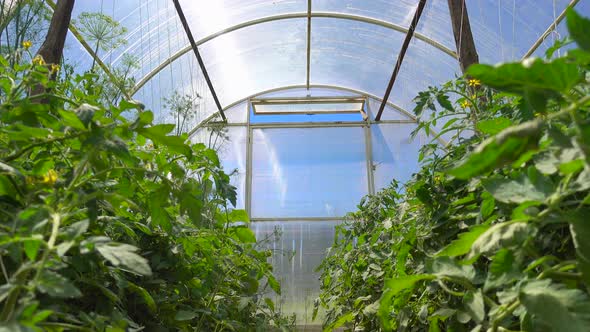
375;0;427;121
130;11;458;98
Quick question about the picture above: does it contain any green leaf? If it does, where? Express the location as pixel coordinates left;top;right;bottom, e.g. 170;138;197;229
449;119;544;179
137;124;191;156
326;312;355;331
568;208;590;286
94;240;152;276
37;270;82;298
23;239;42;260
519;279;590;332
380;275;435;330
567;9;590;51
149;188;171;232
228;209;250;224
436;224;490;257
482;171;554;204
469;221;534;258
476;117;512;135
426;257;475;281
463;290;485;323
232;227;256;243
267;274;281;295
175;310;197;321
484;249;521;291
126;282;156;313
468;57;581;95
58;110;86;130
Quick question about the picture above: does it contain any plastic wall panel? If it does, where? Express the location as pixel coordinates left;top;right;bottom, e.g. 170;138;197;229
251;220;339;324
198;19;307;108
251;127;369;218
371;124;425;192
178;0;307;40
191;126;247;209
313;0;455;50
311;18;403;98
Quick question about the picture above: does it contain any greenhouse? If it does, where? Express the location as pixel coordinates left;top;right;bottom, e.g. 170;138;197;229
1;0;590;331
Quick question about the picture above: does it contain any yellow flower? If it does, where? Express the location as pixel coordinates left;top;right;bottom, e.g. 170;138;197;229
22;40;32;50
460;100;471;109
32;55;45;66
50;64;60;74
41;169;58;186
468;79;481;87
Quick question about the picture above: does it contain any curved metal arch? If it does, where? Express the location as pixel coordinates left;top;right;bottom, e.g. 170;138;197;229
187;84;418;136
130;11;458;96
187;83;449;146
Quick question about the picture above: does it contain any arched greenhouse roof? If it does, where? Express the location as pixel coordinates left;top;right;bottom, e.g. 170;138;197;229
61;0;588;132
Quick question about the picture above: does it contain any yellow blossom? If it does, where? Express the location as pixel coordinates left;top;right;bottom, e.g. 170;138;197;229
50;64;60;74
22;40;32;50
460;100;471;109
32;55;45;66
41;169;58;186
468;79;481;87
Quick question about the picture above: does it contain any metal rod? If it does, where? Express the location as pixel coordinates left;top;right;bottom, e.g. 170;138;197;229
522;0;580;59
251;217;344;222
375;0;427;121
251;96;365;103
171;0;226;121
364;125;376;195
306;0;312;89
130;11;458;96
246;99;253;216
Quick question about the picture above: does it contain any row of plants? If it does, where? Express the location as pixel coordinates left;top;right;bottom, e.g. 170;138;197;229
0;39;293;331
316;9;590;332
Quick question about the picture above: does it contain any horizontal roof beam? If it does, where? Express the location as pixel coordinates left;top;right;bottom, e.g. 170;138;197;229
130;11;458;97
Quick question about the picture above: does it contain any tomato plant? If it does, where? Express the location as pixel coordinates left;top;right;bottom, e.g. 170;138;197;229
0;47;293;330
316;9;590;332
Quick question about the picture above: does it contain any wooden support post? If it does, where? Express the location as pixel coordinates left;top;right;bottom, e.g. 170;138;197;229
447;0;478;73
36;0;75;68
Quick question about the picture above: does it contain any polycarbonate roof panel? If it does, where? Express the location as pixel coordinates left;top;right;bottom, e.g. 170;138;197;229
70;0;188;78
177;0;307;40
311;18;404;99
198;18;307;108
468;0;575;63
388;38;460;114
313;0;455;50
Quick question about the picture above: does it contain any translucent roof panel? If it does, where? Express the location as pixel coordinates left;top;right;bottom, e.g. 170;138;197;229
468;0;575;63
134;51;216;131
198;19;307;108
70;0;188;79
387;38;460;114
313;0;456;50
177;0;307;41
311;18;404;98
